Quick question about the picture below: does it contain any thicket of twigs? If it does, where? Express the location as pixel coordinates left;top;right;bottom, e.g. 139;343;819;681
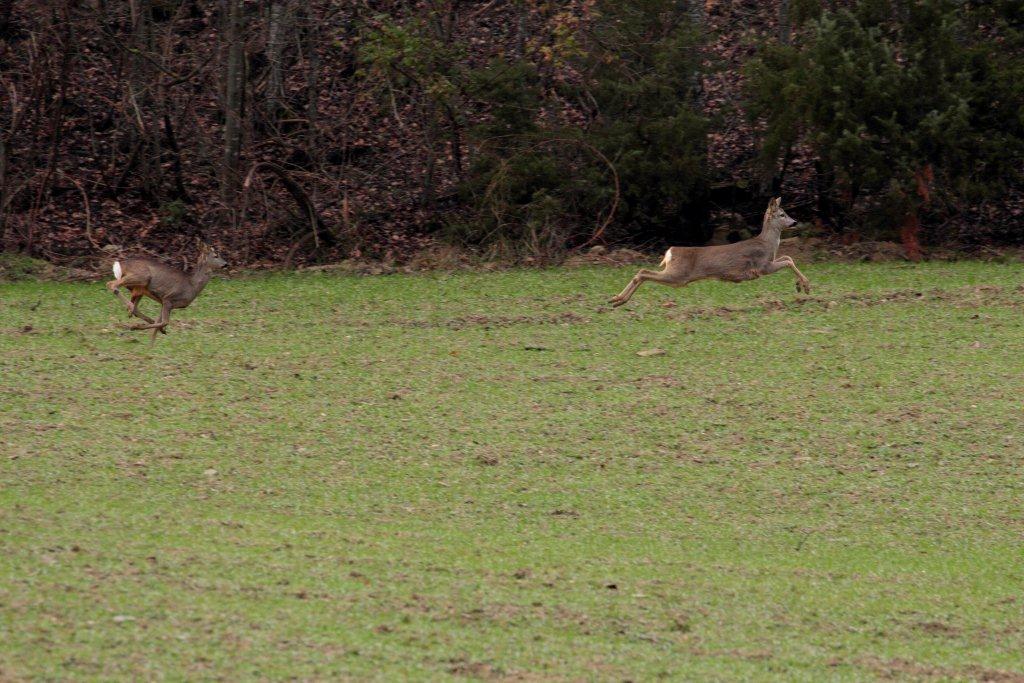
1;0;1021;267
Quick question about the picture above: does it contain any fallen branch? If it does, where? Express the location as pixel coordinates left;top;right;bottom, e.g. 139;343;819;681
283;230;316;270
162;113;191;203
242;161;337;263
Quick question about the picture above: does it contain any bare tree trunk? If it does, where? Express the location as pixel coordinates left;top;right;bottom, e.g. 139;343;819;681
420;1;458;205
900;212;923;261
422;100;438;209
686;0;705;108
304;7;318;153
900;165;933;261
761;4;792;218
444;105;463;182
221;0;245;201
27;10;73;253
0;138;9;246
129;0;162;199
303;6;325;251
162;113;190;203
265;0;289;123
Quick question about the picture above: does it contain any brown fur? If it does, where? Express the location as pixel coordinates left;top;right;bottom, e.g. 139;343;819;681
106;243;226;341
609;198;810;307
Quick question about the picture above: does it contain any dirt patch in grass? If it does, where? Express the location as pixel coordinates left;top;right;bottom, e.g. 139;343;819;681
861;657;1024;681
396;311;591;330
660;285;1024;322
386;284;1022;331
445;658;506;679
0;253;98;282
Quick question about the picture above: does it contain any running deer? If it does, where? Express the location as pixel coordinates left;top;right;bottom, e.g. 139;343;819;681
106;241;226;341
609;197;810;307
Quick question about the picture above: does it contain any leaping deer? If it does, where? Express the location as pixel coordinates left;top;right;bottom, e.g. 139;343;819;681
609;197;811;307
106;240;226;341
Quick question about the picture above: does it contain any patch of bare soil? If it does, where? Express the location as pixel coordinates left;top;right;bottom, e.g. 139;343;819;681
913;620;962;636
385;285;1021;331
660;285;1024;322
0;257;99;283
445;658;505;680
397;311;591;330
776;238;906;263
563;246;652;267
861;656;1024;682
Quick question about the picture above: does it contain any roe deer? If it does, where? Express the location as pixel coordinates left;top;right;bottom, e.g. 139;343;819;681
609;197;810;307
106;241;226;341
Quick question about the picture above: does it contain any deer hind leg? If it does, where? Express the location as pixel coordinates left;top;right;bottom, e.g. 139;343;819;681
609;269;687;307
126;290;151;321
764;256;811;294
130;300;172;338
129;301;173;343
125;288;167;333
111;285;133;311
108;277;137;313
107;272;142;297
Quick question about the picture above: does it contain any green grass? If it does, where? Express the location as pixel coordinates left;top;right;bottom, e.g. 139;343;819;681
2;262;1023;681
0;252;53;281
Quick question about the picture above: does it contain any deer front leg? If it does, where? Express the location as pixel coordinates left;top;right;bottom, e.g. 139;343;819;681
113;290;167;335
764;256;811;294
130;300;172;338
609;269;685;307
147;301;173;343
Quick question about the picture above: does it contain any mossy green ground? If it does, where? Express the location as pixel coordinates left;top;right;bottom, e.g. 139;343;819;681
2;262;1023;680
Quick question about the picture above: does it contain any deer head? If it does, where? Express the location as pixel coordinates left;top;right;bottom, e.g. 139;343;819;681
196;239;227;270
762;197;797;233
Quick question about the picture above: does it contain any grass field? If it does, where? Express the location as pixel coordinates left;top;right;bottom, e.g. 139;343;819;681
2;261;1023;680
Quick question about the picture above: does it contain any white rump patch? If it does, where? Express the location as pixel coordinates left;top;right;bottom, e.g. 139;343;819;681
663;249;673;266
113;261;122;279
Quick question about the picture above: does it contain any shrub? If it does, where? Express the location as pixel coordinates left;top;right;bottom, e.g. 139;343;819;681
453;0;713;257
746;0;1024;247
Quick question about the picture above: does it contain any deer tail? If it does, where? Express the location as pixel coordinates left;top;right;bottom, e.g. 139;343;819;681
659;248;672;269
111;261;122;292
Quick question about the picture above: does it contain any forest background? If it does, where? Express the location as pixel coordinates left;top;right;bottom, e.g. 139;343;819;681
1;0;1021;268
